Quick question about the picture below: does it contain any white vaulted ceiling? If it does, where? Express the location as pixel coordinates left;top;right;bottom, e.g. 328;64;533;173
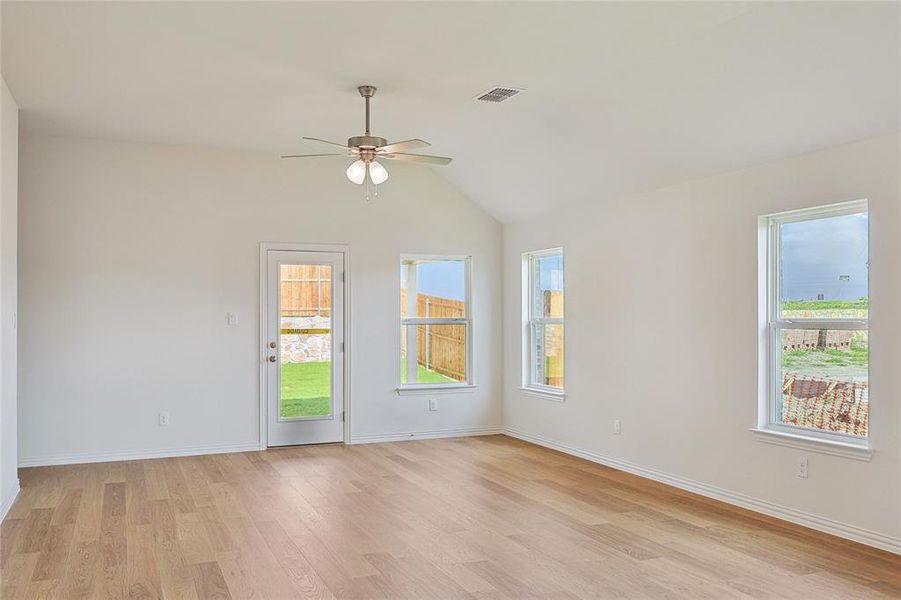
2;1;897;222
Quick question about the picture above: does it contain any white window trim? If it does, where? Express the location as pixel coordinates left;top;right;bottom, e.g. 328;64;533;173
750;428;872;461
396;254;474;392
396;384;477;396
522;248;565;399
757;199;870;457
519;386;566;402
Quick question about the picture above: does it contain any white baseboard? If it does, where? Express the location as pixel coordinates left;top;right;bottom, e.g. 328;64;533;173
1;479;20;521
504;427;901;556
18;427;896;555
18;442;261;468
18;428;504;465
351;426;503;445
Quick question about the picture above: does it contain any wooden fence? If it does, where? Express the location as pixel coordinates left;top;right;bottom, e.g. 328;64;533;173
280;265;332;317
542;291;564;387
542;290;564;318
401;291;466;381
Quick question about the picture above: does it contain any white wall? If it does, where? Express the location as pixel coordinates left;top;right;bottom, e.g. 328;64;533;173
18;134;502;463
0;77;19;517
16;130;900;552
504;134;900;550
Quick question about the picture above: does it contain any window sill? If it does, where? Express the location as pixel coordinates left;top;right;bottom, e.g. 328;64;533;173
396;384;477;396
519;387;566;402
750;428;872;461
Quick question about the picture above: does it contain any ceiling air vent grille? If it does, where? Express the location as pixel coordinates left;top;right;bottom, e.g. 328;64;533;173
475;87;523;103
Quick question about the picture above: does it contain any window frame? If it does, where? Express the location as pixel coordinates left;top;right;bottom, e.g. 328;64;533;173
522;248;565;399
397;254;474;393
757;200;869;451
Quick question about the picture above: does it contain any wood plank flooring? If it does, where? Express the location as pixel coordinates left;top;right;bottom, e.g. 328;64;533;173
2;435;899;599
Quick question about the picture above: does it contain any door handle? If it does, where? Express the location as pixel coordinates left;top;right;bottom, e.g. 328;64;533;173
268;355;277;363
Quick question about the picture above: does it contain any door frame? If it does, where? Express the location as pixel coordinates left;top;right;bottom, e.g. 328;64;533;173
259;242;352;449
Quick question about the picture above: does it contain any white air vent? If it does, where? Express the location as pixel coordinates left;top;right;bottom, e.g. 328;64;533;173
475;87;523;103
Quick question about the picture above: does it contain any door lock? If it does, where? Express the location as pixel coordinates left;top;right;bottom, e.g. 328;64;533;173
268;355;277;363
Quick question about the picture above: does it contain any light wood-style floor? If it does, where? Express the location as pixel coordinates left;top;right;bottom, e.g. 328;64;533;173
2;435;899;599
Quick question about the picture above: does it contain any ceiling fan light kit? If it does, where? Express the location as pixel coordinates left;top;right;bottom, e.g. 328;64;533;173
345;159;367;185
368;160;389;185
282;85;452;201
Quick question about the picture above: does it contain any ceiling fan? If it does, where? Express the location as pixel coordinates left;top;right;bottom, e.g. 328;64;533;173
282;85;452;189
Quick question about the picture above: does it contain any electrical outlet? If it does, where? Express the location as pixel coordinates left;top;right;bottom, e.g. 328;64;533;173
159;411;170;427
227;312;239;326
796;456;808;479
429;398;438;412
613;419;622;435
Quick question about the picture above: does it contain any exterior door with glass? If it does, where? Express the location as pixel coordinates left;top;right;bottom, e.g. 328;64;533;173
265;250;345;446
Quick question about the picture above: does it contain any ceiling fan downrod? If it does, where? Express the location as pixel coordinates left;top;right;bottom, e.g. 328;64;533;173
348;86;385;159
359;85;376;137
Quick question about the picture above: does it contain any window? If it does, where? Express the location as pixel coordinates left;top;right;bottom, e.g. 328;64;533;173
761;201;868;446
399;256;472;388
523;248;565;395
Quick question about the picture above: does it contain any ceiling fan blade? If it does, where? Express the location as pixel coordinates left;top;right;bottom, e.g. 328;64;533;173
382;152;452;165
280;153;344;159
302;136;351;150
377;139;431;154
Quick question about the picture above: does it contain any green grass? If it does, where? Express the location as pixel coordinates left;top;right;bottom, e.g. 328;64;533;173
783;341;869;369
782;299;868;311
280;361;331;418
546;355;563;378
280;359;456;419
400;357;456;384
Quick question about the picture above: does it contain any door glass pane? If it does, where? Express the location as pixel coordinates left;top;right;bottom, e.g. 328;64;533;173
532;322;564;388
780;213;868;318
279;264;332;419
401;323;466;384
779;328;868;436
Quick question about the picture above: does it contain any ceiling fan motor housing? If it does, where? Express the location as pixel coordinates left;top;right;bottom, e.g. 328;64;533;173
348;135;387;162
347;135;387;149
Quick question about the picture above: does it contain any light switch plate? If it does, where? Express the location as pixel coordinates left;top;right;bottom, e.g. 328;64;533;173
227;312;239;326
